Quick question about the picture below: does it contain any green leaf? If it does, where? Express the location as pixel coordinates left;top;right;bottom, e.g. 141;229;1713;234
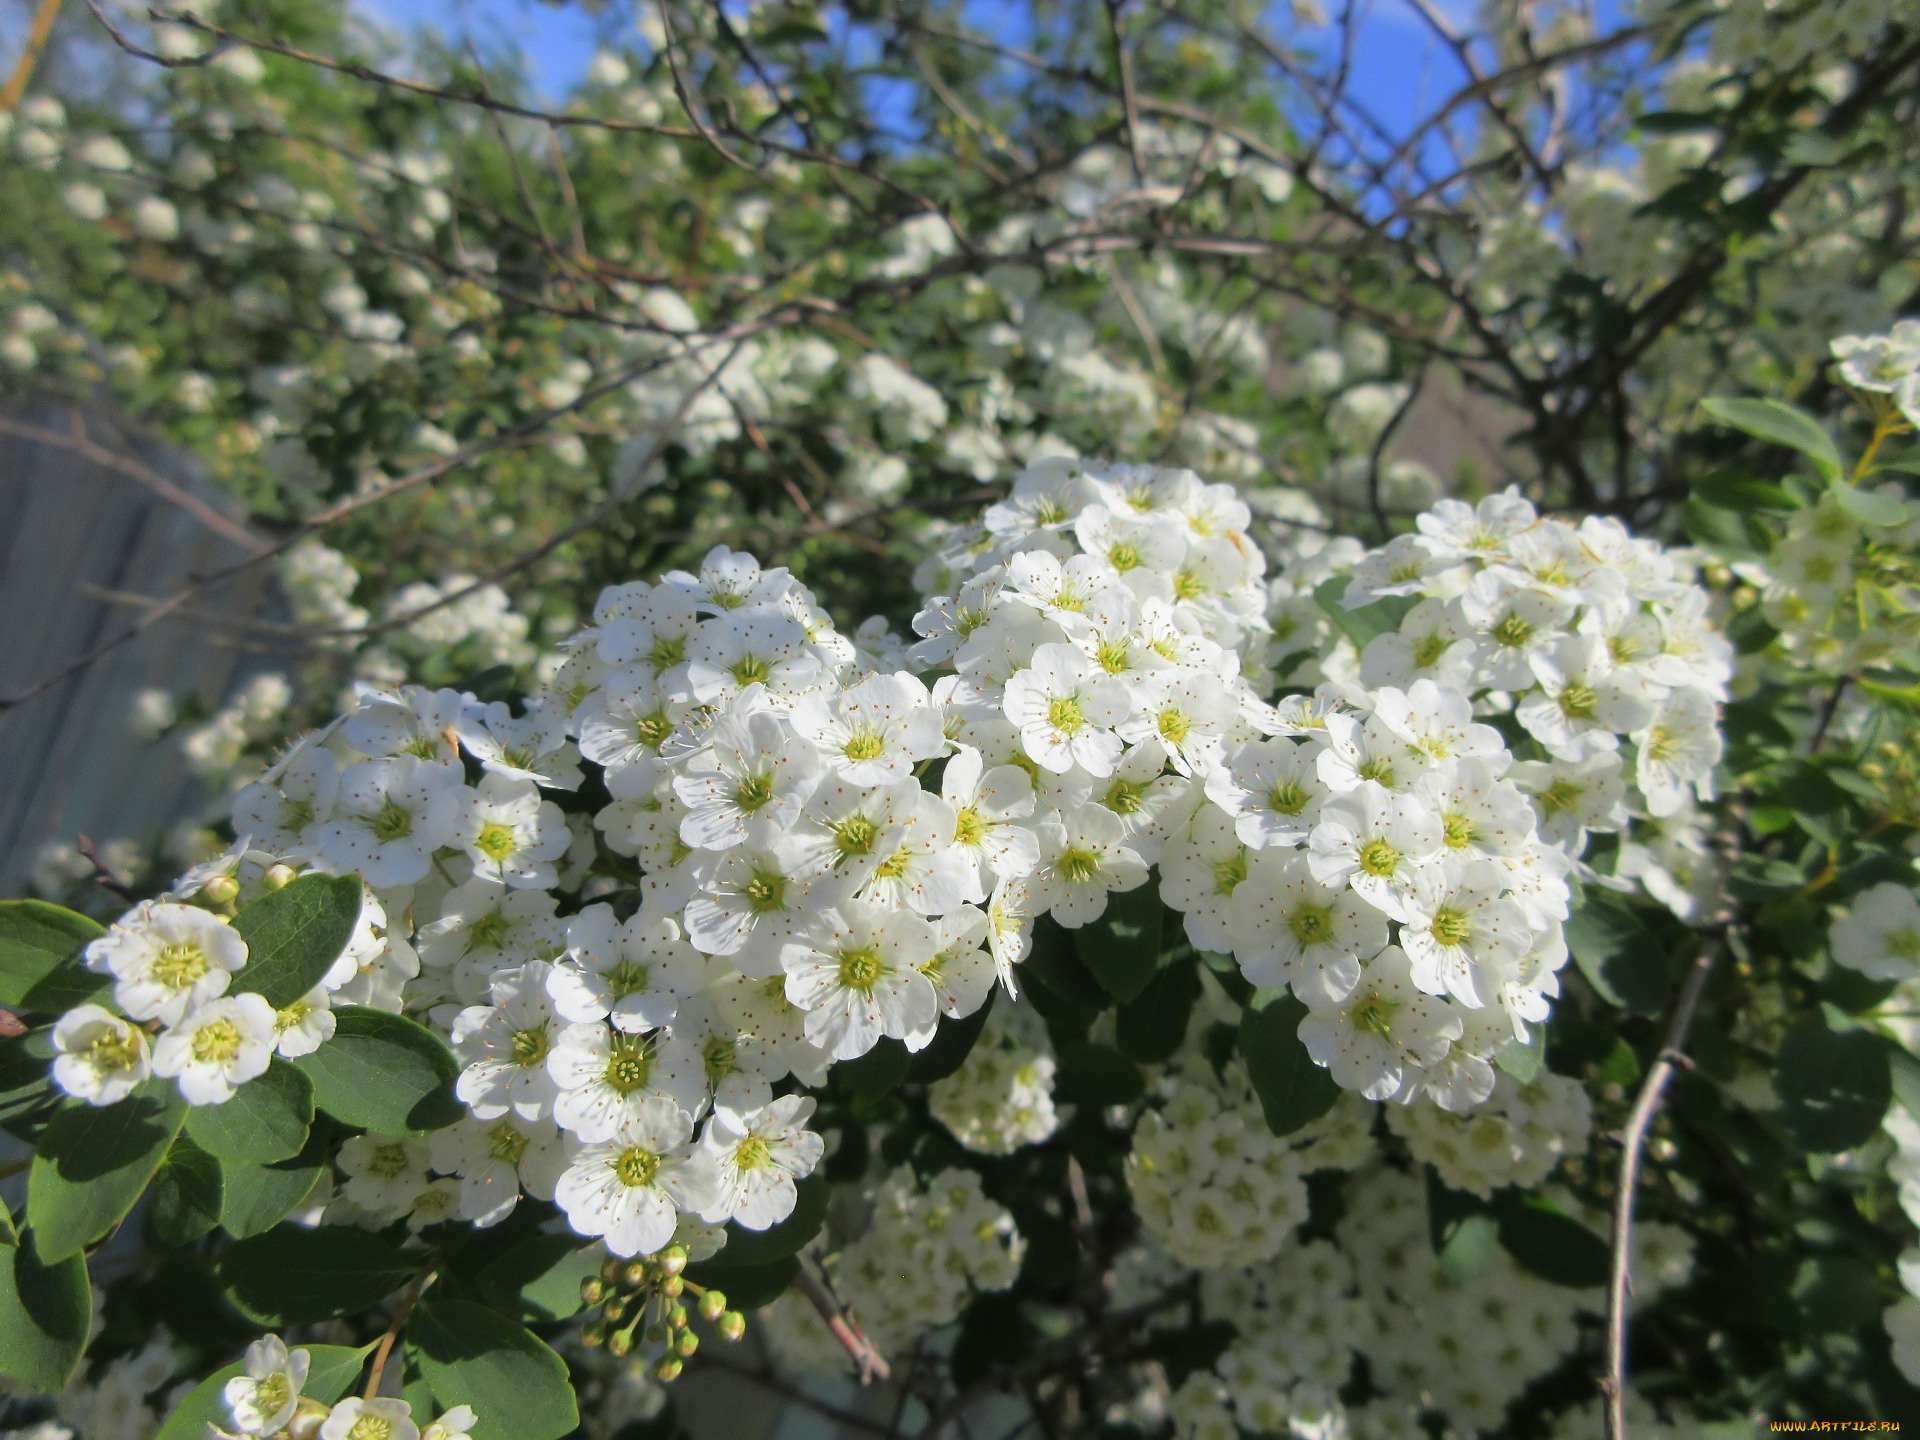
1774;1015;1890;1152
1238;993;1340;1136
291;1006;461;1134
1313;574;1416;649
1494;1192;1609;1288
705;1171;830;1268
154;1344;372;1440
1115;958;1202;1063
186;1058;313;1162
681;1255;798;1311
833;1037;910;1104
230;874;363;1007
903;989;995;1084
1829;478;1909;528
216;1225;414;1325
1494;1029;1545;1084
0;901;104;1010
1691;468;1799;513
220;1115;330;1238
148;1136;224;1247
479;1236;601;1323
1699;397;1843;483
1073;885;1162;1003
0;1227;90;1391
27;1081;188;1262
1564;894;1672;1015
0;1032;55;1130
408;1299;579;1440
1053;1040;1144;1107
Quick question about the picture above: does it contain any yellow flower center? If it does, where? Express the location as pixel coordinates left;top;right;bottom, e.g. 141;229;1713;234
1268;781;1310;816
1358;839;1400;877
1289;904;1332;946
1430;906;1473;948
486;1121;529;1165
734;1136;773;1171
474;821;517;862
87;1025;144;1073
954;807;986;846
1442;812;1477;848
842;725;888;762
734;771;776;812
369;798;414;841
838;946;884;992
614;1146;660;1187
191;1018;243;1065
1491;613;1533;648
1047;696;1087;733
603;1034;653;1094
634;710;674;748
510;1023;551;1066
1538;780;1583;817
730;654;772;687
1557;683;1598;720
347;1415;393;1440
152;942;210;990
1157;708;1191;745
1350;991;1397;1039
1057;846;1101;884
832;815;880;860
1108;542;1141;571
744;871;787;912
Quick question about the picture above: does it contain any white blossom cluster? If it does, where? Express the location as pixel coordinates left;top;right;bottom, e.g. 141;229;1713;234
214;1336;475;1440
927;1007;1060;1155
1879;1101;1920;1384
762;1164;1023;1365
1383;1068;1593;1198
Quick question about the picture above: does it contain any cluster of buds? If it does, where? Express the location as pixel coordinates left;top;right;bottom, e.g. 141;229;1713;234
577;1245;746;1380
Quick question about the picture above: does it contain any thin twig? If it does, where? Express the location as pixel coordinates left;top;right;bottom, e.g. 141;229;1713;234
74;835;138;903
1;0;66;111
0;412;266;553
1603;938;1719;1440
797;1255;891;1383
364;1269;437;1399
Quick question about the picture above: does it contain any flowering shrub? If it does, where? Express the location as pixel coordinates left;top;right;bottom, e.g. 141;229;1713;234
4;0;1920;1432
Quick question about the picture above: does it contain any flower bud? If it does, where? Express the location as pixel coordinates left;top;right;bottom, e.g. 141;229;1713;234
621;1261;648;1288
201;874;240;905
602;1258;625;1284
659;1274;683;1298
607;1328;632;1358
698;1289;727;1321
262;863;296;891
675;1329;699;1358
718;1311;746;1342
580;1279;605;1305
654;1357;682;1383
657;1245;688;1277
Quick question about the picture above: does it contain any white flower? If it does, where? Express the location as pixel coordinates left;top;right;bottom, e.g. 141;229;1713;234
941;747;1040;901
1315;712;1425;795
1831;883;1920;981
223;1336;309;1436
918;906;996;1022
1229;851;1387;1005
85;901;247;1027
682;843;854;976
1515;634;1653;761
1506;754;1628;850
859;790;974;917
1414;489;1537;562
1633;686;1722;818
683;609;822;708
1001;550;1130;634
452;961;580;1121
454;700;581;788
790;671;946;785
1398;860;1532;1007
673;706;822;850
1002;642;1132;776
554;1099;717;1258
1306;786;1444;922
785;776;917;887
337;1134;432;1217
987;875;1038;991
1370;680;1504;767
1030;803;1150;927
549;1025;705;1141
1831;320;1920;393
340;686;465;762
270;987;335;1058
699;1094;825;1229
1460;575;1575;692
50;1004;151;1106
314;756;463;887
152;993;277;1105
432;774;570;889
1205;738;1326;850
1358;598;1475;692
422;1407;479;1440
1115;668;1236;776
230;744;338;855
426;1114;567;1227
1413;758;1537;862
1298;946;1461;1100
550;904;703;1032
781;901;941;1060
1158;806;1252;953
320;1399;419;1440
416;880;566;1004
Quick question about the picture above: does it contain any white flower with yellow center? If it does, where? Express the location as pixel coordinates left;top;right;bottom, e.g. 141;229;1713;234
318;1396;420;1440
673;705;823;850
1306;786;1443;923
50;1004;151;1107
426;1113;568;1227
790;670;947;785
1205;737;1327;850
337;1133;432;1217
152;993;276;1105
551;904;703;1032
548;1024;705;1141
939;746;1040;903
85;900;248;1027
1831;883;1920;982
1228;851;1387;1005
699;1093;825;1230
451;961;582;1121
554;1098;717;1258
1030;803;1150;928
223;1335;309;1436
431;773;569;889
781;900;941;1060
1298;946;1462;1100
1002;642;1133;777
315;755;463;888
1398;859;1532;1008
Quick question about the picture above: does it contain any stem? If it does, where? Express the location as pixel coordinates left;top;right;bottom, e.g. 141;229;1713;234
364;1269;436;1399
1;0;65;112
796;1256;890;1383
1602;939;1719;1440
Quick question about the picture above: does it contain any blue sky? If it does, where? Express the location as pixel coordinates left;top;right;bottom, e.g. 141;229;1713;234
356;0;1485;156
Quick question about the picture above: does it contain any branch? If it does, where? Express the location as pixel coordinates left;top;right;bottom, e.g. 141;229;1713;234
1602;936;1719;1440
796;1256;891;1383
2;0;66;111
364;1269;436;1399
